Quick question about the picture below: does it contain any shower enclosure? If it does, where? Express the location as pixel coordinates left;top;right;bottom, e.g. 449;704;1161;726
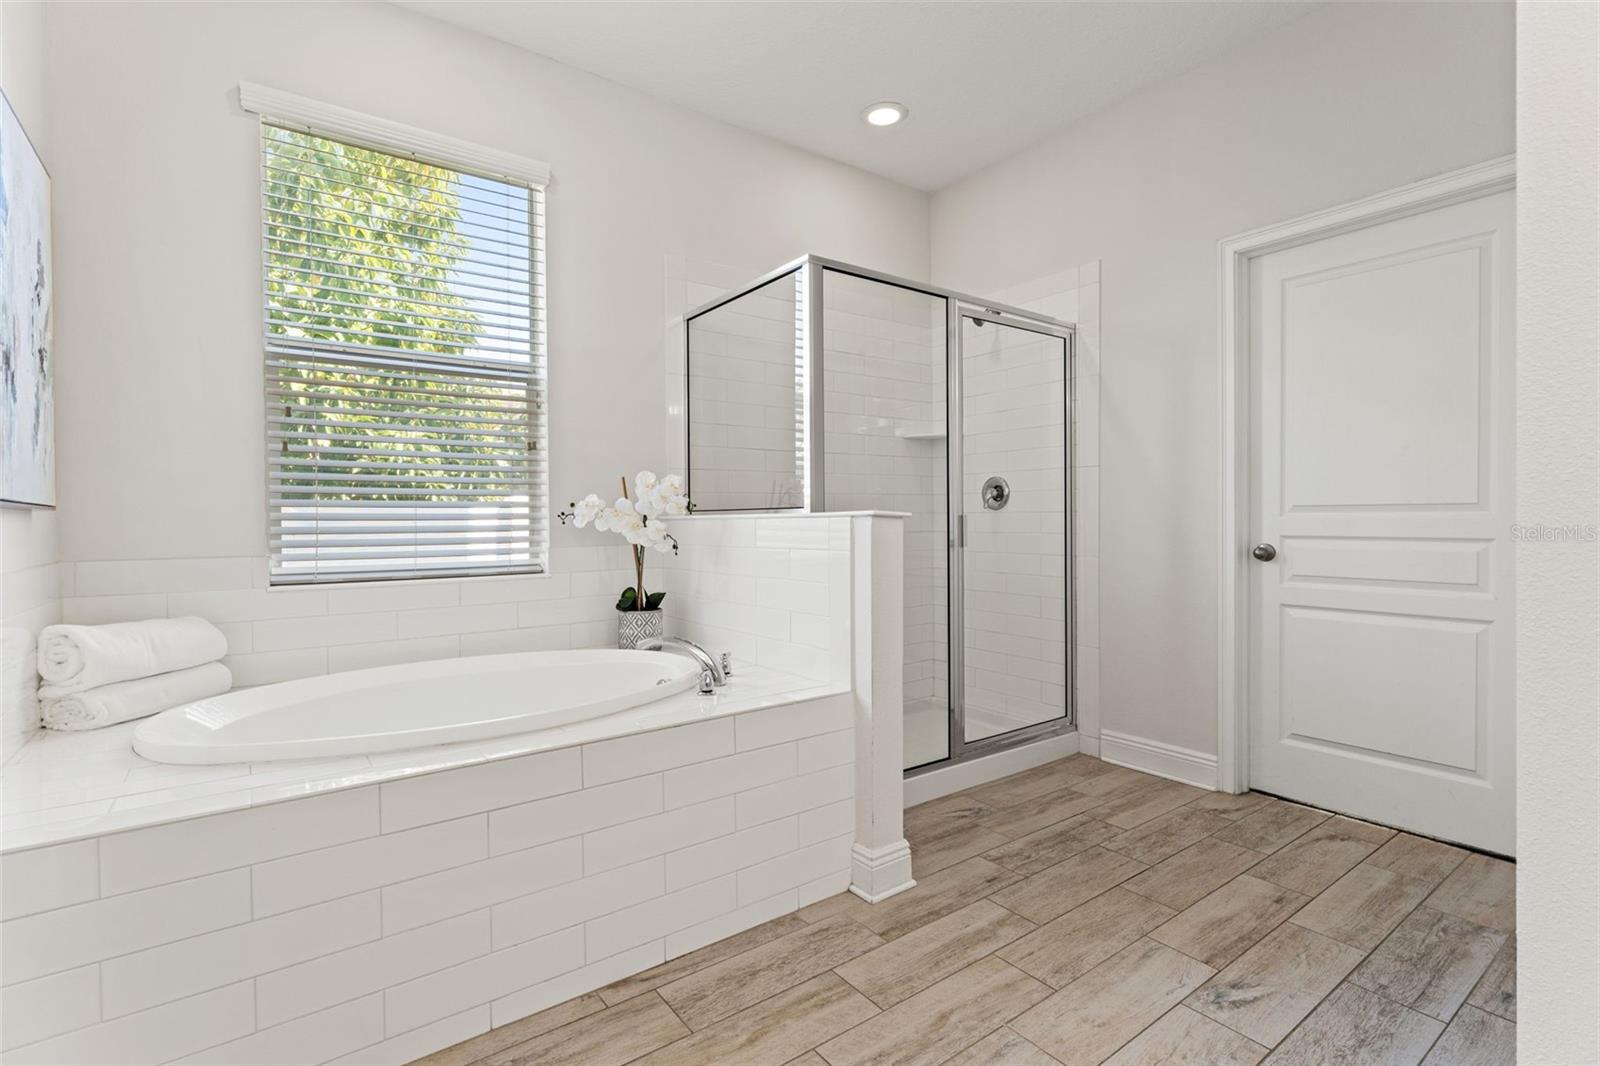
684;255;1074;772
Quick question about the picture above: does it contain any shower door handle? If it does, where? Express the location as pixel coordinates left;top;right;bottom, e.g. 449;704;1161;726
957;514;967;548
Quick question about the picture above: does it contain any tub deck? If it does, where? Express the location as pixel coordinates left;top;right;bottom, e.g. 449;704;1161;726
0;664;837;853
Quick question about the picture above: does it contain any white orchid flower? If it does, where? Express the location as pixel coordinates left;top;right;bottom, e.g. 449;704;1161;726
570;493;605;529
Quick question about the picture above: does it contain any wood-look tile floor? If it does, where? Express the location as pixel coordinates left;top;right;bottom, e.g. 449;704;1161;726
416;755;1517;1066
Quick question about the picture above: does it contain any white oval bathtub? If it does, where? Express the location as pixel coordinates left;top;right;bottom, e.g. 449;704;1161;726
132;649;701;764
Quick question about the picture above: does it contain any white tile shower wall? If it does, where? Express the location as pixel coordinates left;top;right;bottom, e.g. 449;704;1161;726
656;513;850;687
51;547;638;689
1;509;61;761
0;700;856;1064
979;263;1100;750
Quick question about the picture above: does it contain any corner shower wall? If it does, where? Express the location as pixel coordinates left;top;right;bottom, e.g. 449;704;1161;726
681;256;1075;774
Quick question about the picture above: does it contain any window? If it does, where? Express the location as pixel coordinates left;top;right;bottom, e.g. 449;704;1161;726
258;114;546;584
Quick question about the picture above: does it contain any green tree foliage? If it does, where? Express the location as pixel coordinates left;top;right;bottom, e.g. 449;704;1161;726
263;126;531;509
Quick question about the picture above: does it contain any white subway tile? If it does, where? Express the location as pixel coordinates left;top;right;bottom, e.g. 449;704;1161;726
167;588;327;623
583;798;735;874
737;835;854;907
72;558;256;598
490;941;662;1029
380;748;582;832
4;981;254;1066
98;786;378;895
328;1006;488;1066
490;857;664;950
0;840;97;921
326;581;461;615
383;925;584;1036
735;764;854;829
256;910;489;1028
252;815;485;917
1;869;249;985
396;603;518;639
0;965;100;1051
585;875;736;962
664;818;800;891
796;729;854;774
581;718;735;786
381;837;582;934
661;743;796;809
253;611;398;652
100;891;380;1018
663;888;798;959
60;593;168;625
755;518;830;550
328;635;460;673
459;625;570;656
735;695;853;750
797;798;855;845
756;577;829;617
457;573;571;606
223;648;328;686
797;870;851;909
174;994;385;1066
488;775;662;856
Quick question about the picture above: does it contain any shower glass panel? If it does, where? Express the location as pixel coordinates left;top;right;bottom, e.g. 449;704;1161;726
683;256;1075;775
959;314;1070;744
817;269;949;769
686;270;804;511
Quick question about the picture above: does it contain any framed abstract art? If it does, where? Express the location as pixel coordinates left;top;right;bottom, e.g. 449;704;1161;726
0;89;54;509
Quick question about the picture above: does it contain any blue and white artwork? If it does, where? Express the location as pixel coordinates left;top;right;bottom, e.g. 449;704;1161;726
0;91;54;508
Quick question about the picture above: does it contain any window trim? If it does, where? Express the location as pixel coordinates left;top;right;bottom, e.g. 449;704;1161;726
239;83;551;189
248;85;550;586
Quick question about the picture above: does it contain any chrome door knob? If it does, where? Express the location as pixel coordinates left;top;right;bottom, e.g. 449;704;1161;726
1252;543;1277;562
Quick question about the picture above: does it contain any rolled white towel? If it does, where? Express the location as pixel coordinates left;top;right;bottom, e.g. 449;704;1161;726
37;617;228;695
40;662;233;732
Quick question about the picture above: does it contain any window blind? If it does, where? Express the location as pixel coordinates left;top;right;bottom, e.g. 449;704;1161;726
262;123;546;584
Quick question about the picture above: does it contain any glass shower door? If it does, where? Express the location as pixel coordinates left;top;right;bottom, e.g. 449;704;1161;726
956;312;1071;746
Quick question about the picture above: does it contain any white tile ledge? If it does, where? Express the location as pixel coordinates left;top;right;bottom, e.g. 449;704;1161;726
0;665;842;855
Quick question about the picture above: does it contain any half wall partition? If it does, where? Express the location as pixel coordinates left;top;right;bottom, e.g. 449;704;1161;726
685;256;1075;773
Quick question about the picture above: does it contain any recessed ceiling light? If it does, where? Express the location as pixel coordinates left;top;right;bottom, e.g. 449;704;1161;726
862;102;907;128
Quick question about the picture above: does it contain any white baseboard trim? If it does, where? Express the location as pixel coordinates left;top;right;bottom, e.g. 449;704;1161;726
903;731;1080;807
1099;729;1219;790
849;840;915;902
1078;733;1101;758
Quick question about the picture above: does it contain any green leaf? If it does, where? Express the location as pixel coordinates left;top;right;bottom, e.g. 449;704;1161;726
616;587;638;611
645;591;666;610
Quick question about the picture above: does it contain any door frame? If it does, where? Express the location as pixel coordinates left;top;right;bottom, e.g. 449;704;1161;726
1215;155;1516;794
937;304;1078;771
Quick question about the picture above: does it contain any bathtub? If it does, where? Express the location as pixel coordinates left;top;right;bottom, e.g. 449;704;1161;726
131;649;701;764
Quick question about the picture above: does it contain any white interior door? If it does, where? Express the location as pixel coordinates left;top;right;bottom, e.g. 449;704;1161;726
1248;189;1515;855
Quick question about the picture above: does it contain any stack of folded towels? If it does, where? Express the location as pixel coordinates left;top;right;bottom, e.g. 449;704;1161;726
36;617;232;731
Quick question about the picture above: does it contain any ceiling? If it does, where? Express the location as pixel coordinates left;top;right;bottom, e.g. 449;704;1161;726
394;1;1317;191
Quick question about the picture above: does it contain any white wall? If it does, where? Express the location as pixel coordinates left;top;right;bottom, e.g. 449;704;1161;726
929;1;1514;754
1515;2;1600;1061
0;0;58;760
41;2;927;622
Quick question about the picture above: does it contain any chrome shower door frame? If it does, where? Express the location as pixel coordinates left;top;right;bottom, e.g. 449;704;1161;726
683;255;1076;774
938;304;1077;773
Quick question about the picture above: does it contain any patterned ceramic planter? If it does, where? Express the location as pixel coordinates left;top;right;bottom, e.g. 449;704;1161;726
617;608;664;650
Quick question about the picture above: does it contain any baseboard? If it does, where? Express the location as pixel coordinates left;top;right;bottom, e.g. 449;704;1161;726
904;731;1080;806
1099;729;1218;789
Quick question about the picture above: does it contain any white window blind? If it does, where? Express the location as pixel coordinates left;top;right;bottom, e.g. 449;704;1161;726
261;122;546;584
